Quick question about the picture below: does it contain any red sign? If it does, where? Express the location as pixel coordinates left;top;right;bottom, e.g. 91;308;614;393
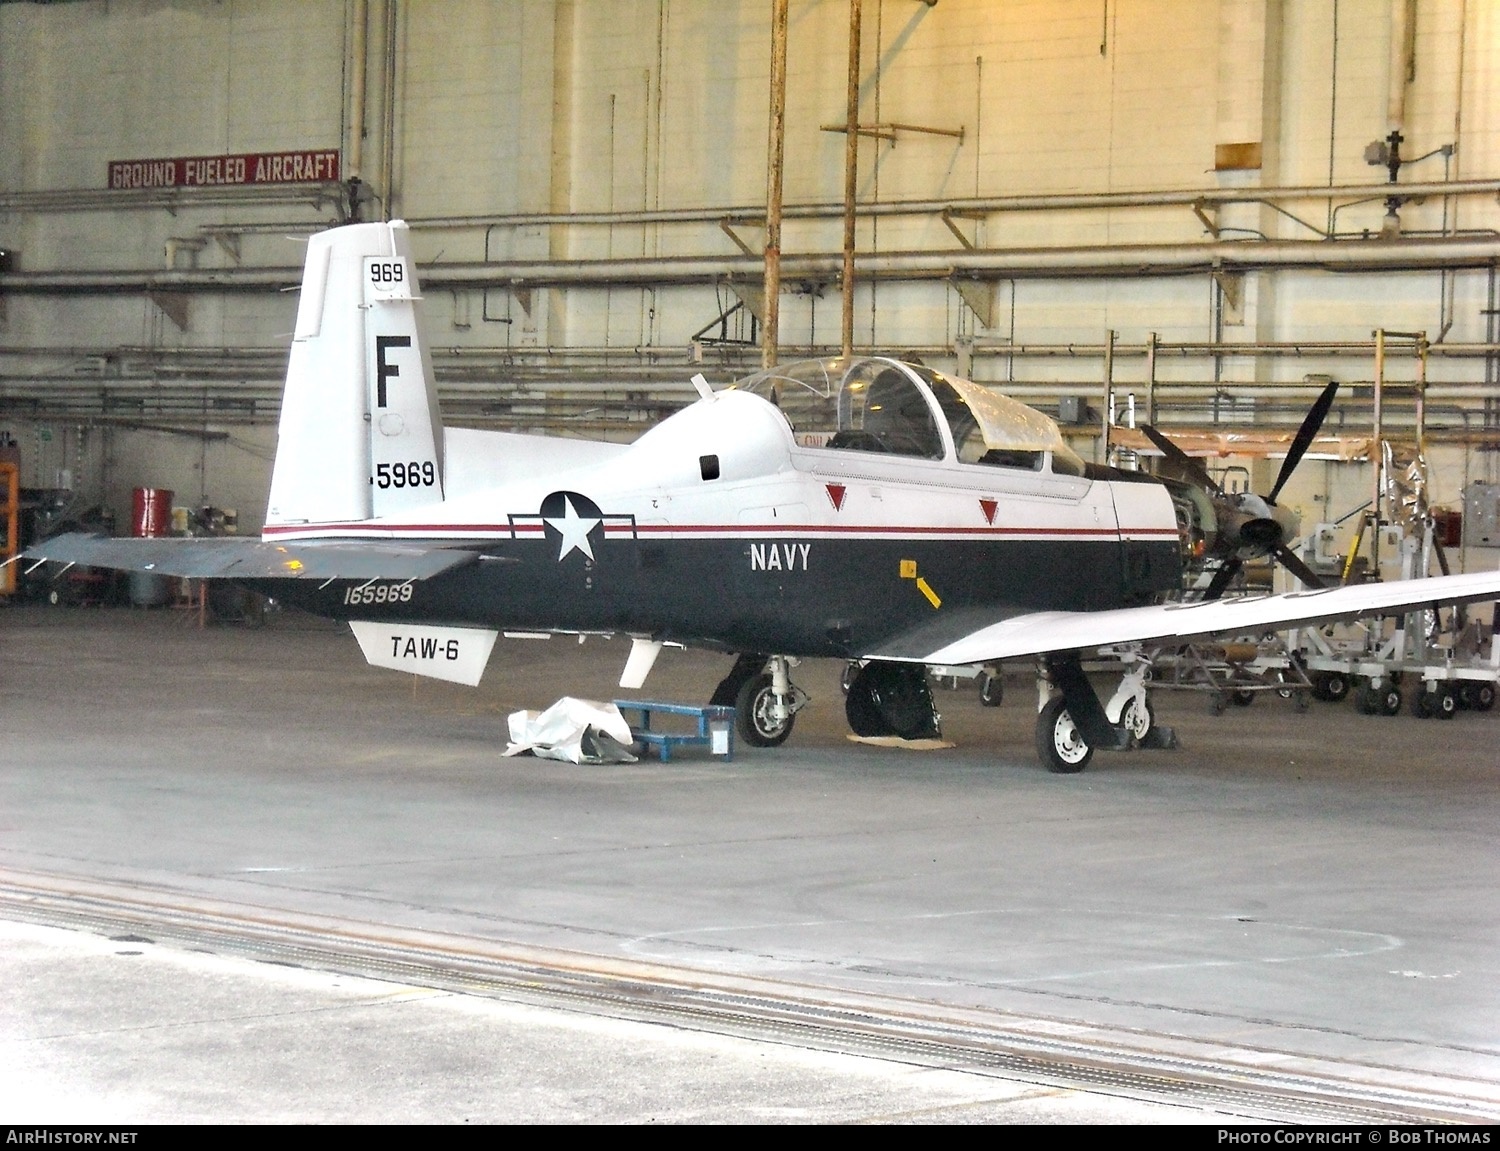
107;149;340;190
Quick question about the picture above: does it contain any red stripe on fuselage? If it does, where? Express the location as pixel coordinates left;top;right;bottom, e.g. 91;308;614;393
262;521;1177;541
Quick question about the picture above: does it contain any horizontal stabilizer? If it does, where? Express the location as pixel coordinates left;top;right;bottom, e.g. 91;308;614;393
869;568;1500;666
23;533;478;582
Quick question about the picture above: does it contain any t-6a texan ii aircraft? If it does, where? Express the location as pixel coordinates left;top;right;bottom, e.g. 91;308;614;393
25;221;1500;770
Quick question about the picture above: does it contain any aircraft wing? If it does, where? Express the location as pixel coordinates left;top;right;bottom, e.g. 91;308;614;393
868;569;1500;666
20;532;480;582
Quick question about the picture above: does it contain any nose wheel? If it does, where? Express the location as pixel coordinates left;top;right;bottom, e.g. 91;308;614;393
735;673;795;746
713;653;808;748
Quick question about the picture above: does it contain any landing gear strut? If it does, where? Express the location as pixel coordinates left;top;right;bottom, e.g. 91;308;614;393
1033;652;1166;773
712;653;808;747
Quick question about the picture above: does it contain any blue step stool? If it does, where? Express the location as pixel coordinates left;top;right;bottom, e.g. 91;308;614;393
613;700;736;763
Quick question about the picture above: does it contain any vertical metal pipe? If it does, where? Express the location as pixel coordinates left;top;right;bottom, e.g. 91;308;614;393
841;0;863;361
380;0;399;221
1145;330;1158;425
762;0;789;369
1372;328;1386;573
1100;328;1115;463
1386;0;1416;129
348;0;369;178
1416;333;1428;458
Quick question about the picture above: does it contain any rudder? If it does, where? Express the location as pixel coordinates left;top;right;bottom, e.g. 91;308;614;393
266;220;444;528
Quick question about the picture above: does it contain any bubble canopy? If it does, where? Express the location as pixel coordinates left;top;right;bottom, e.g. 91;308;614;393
732;356;1085;476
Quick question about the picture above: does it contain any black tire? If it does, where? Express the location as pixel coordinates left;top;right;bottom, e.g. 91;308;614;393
1378;683;1403;716
1435;685;1459;720
1458;682;1496;712
1231;688;1256;707
1036;696;1091;773
735;673;794;747
844;662;938;740
978;671;1003;708
1414;689;1434;719
1275;670;1296;700
1323;672;1350;702
1121;695;1154;742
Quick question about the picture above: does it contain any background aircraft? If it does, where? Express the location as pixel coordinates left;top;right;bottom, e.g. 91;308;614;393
25;221;1500;771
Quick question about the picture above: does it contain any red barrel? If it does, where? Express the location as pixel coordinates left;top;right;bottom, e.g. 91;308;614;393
131;487;174;537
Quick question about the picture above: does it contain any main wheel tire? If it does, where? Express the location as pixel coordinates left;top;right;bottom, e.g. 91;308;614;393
735;673;794;747
1036;696;1092;773
1121;695;1154;742
978;671;1003;708
844;662;938;740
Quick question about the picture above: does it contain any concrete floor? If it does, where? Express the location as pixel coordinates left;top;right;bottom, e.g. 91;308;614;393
2;604;1499;1122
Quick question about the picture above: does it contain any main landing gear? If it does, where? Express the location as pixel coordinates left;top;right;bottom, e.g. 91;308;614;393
844;661;941;741
711;653;809;747
1033;652;1168;773
713;655;942;746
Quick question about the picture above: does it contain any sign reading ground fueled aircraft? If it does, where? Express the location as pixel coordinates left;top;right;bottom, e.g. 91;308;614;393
107;149;340;189
25;221;1500;773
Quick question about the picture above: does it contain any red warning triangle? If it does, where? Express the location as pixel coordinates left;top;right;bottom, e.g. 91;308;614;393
826;483;847;511
979;498;998;525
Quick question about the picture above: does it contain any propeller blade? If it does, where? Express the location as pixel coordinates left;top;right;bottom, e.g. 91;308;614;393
1140;424;1223;497
1273;544;1325;590
1268;378;1340;503
1201;557;1242;601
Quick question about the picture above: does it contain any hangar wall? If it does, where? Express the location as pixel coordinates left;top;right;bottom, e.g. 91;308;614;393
0;0;1497;552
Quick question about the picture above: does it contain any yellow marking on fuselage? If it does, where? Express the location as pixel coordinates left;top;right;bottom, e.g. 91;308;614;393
916;576;941;609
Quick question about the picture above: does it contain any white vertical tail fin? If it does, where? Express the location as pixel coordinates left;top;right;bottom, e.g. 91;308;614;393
266;220;444;528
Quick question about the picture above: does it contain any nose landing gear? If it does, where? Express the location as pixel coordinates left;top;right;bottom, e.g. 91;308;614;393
711;653;809;747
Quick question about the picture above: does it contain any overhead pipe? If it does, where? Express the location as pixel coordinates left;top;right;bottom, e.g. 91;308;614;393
397;178;1500;231
11;339;1500;361
7;234;1499;295
0;184;343;215
7;172;1500;223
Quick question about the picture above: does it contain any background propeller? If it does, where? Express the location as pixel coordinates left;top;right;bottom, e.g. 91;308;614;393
1142;378;1340;600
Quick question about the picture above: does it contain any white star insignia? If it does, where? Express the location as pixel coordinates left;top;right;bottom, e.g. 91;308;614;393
544;496;602;562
